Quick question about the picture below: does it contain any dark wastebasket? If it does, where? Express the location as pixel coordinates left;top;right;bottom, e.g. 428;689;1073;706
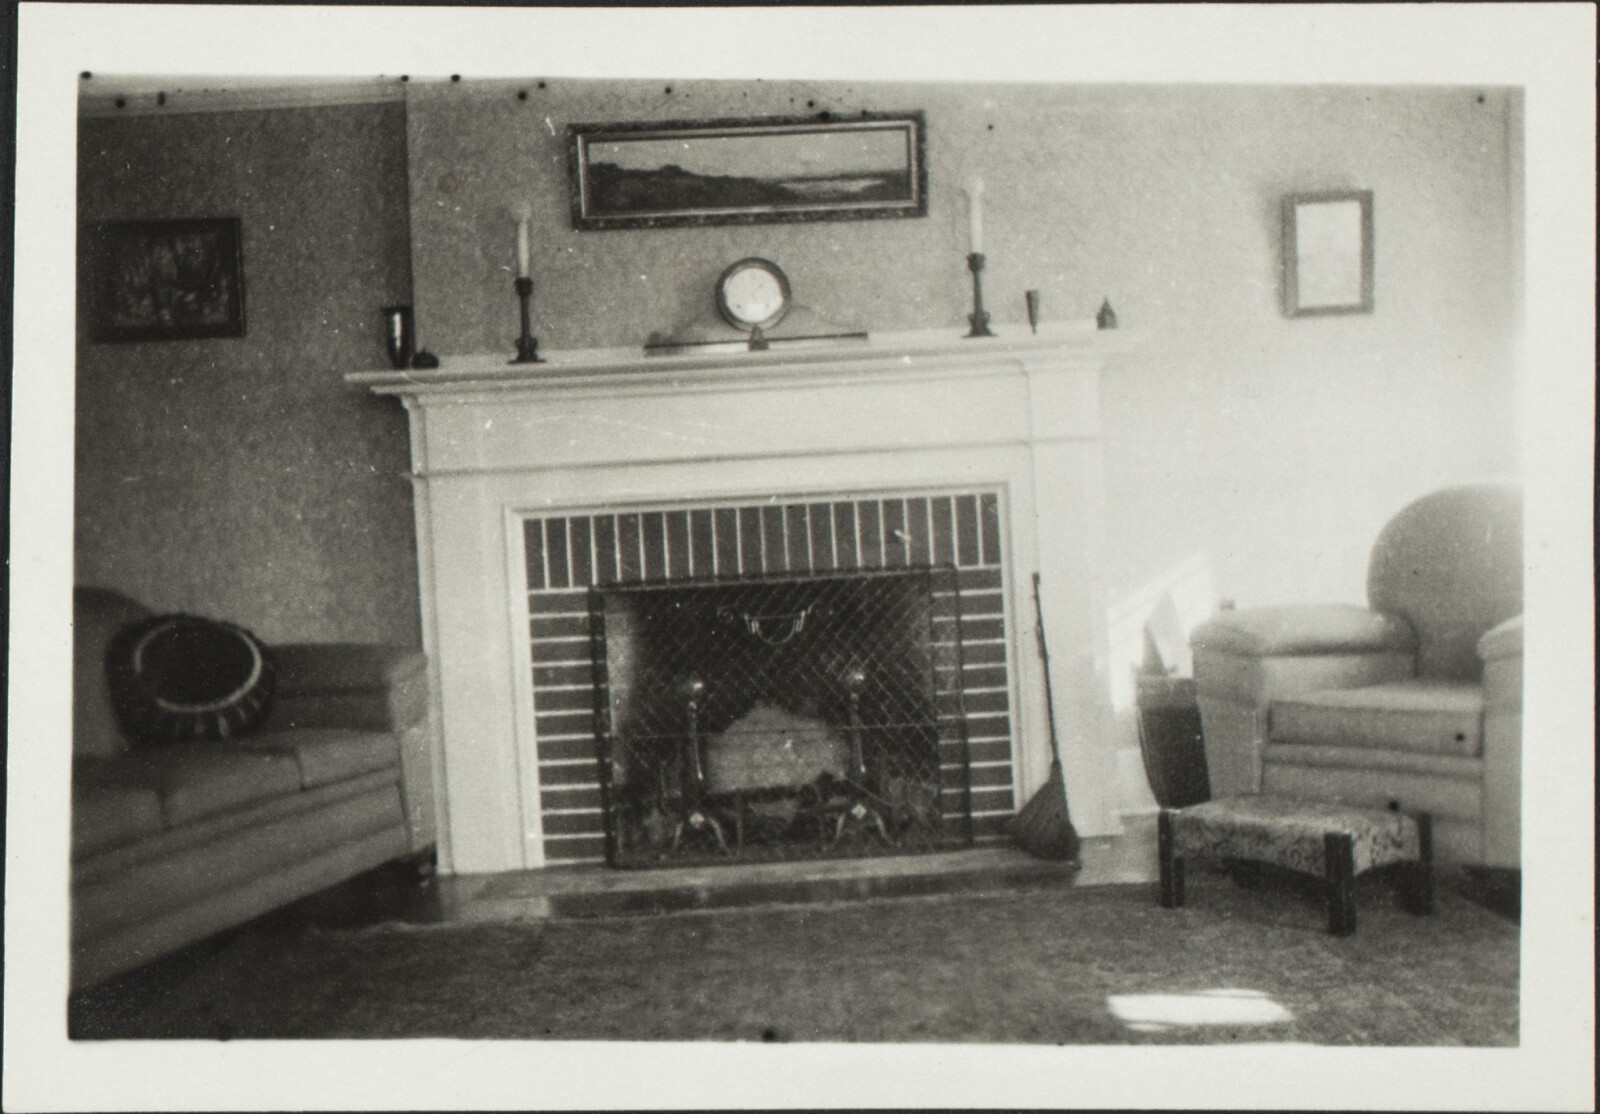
1135;674;1211;808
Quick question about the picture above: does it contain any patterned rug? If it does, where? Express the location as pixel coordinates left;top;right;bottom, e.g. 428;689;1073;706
70;868;1518;1044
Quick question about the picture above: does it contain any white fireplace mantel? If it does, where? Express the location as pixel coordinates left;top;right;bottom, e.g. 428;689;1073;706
352;323;1135;874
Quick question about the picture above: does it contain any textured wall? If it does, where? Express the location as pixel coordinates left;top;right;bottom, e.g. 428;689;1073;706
405;79;1521;611
76;81;1521;646
76;102;422;645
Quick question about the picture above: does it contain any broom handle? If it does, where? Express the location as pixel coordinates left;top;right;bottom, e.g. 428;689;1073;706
1031;572;1064;766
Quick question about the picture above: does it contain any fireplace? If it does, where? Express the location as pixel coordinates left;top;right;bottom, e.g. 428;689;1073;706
352;324;1131;874
525;493;1013;865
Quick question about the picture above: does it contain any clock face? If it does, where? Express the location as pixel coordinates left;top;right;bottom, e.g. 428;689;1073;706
716;258;791;330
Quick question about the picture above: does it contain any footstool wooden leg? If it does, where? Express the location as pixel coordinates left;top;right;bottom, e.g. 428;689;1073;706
1402;813;1435;916
1325;831;1356;935
1158;809;1185;908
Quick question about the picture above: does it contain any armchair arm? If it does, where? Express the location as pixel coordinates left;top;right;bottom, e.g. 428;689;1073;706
1478;616;1522;868
263;644;429;733
1191;604;1417;796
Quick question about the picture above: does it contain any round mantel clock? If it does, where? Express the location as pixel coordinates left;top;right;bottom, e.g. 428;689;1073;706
715;257;792;332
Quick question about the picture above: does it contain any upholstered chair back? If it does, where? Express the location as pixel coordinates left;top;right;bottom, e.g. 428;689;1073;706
1366;483;1522;682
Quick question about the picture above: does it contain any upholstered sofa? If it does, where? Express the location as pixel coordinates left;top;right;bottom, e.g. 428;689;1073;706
71;587;436;989
1190;483;1522;868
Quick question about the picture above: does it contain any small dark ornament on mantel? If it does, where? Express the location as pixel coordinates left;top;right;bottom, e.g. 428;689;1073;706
1096;297;1118;330
412;350;439;369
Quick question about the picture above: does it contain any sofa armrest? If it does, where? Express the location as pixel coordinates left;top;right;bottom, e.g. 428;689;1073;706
263;644;428;733
1190;605;1417;797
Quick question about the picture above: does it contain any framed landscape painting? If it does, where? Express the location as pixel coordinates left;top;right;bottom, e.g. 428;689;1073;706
88;217;246;341
568;113;927;230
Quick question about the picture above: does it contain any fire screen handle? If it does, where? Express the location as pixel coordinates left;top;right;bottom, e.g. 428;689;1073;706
844;664;868;783
719;604;813;646
682;675;707;802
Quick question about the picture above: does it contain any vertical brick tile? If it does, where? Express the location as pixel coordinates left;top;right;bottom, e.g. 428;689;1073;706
593;514;618;585
761;505;786;572
617;513;642;583
980;493;1002;566
855;500;883;568
714;507;740;577
741;506;766;575
956;495;981;567
906;497;931;566
690;509;715;578
665;511;690;580
784;504;810;572
808;503;835;570
641;512;666;581
568;517;593;587
833;502;858;569
931;495;955;566
882;499;907;568
546;518;570;589
524;518;546;590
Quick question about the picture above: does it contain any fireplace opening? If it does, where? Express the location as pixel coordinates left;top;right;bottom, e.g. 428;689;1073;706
524;493;1019;865
592;568;973;866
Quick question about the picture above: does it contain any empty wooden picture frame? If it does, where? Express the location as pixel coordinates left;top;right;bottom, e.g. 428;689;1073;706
1282;190;1374;316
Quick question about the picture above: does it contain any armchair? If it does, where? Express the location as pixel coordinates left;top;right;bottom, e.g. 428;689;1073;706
1190;483;1522;868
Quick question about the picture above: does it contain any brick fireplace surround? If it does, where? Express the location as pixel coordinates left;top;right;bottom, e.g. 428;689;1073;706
352;323;1133;874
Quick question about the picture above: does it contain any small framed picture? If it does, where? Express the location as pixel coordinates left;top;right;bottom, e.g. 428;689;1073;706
87;217;246;341
1282;190;1373;317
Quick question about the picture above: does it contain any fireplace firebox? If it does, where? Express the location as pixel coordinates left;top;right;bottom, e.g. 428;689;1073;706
592;568;971;866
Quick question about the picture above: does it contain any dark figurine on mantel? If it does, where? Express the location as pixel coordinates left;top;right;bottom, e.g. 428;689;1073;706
1097;298;1118;330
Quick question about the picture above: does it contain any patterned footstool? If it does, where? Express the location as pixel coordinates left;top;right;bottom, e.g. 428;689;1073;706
1158;795;1433;935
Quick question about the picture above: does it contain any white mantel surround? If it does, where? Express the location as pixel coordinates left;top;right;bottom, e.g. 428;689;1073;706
351;322;1135;874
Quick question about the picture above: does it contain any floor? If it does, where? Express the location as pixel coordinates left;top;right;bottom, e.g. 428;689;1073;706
68;847;1519;1046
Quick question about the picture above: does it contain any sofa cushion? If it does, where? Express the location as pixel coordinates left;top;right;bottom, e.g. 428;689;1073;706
71;783;164;857
1270;680;1484;757
1190;604;1416;658
241;729;400;789
73;587;151;758
107;614;277;745
74;744;303;827
1261;745;1483;825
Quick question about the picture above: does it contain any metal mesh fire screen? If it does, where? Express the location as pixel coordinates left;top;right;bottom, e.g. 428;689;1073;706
590;568;972;866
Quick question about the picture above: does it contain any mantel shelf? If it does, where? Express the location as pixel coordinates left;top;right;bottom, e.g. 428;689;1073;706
348;321;1135;399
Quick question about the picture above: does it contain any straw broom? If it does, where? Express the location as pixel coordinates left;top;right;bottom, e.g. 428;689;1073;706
1010;572;1082;862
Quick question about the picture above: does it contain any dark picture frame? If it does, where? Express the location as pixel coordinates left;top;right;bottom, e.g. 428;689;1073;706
87;217;246;341
1282;190;1374;317
568;113;927;230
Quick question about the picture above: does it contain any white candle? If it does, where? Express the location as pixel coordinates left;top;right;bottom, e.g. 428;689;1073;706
964;177;985;255
515;215;531;278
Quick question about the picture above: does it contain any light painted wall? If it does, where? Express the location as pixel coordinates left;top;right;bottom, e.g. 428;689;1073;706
76;102;421;645
405;79;1521;614
75;81;1521;652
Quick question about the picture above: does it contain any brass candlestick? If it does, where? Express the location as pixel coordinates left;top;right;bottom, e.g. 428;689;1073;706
965;252;996;338
511;276;543;364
